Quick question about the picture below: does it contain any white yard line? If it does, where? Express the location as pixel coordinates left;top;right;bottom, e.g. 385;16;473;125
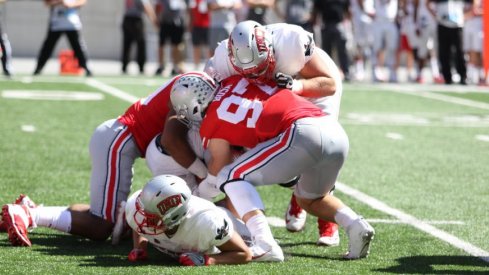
85;78;138;103
475;135;489;142
336;182;489;263
377;84;489;110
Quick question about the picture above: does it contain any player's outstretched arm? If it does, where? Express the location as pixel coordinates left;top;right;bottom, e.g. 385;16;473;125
209;232;252;265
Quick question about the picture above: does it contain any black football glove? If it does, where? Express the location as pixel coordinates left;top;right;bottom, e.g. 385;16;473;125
275;72;294;89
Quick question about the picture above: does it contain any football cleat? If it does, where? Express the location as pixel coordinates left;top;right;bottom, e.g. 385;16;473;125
317;219;340;246
251;238;284;262
0;194;37;232
2;204;35;246
285;194;307;232
344;217;375;259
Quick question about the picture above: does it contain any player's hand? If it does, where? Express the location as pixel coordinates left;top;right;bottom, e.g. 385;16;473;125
179;252;210;266
275;72;294;89
192;176;220;201
128;248;148;262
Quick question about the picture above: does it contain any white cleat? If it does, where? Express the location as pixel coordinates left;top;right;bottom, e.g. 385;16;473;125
285;194;307;232
344;217;375;260
251;238;284;262
317;220;340;246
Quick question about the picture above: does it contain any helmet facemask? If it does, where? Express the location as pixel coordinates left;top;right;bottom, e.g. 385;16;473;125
228;21;276;84
136;175;192;234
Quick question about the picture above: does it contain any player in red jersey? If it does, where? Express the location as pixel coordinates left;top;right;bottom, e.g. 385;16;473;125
1;72;216;246
170;74;375;261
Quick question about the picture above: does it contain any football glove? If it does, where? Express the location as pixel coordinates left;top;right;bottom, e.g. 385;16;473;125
179;252;210;266
275;72;294;89
128;248;148;262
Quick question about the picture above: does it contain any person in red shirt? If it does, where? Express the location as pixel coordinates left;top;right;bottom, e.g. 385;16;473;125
1;72;215;247
170;74;375;261
188;0;211;70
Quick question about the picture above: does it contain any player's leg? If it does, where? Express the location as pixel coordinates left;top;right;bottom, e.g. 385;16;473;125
294;117;374;259
2;119;141;245
33;30;62;75
65;30;91;76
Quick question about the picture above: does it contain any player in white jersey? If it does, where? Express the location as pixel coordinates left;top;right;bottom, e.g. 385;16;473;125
125;175;252;266
204;20;344;246
413;0;442;83
463;0;485;85
350;0;375;81
371;0;399;82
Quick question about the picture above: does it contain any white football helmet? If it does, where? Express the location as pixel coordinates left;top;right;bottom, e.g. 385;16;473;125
228;20;275;82
170;72;217;126
135;175;192;233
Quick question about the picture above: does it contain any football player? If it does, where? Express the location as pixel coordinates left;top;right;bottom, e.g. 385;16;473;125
170;74;375;261
204;20;344;247
1;72;215;246
125;174;252;266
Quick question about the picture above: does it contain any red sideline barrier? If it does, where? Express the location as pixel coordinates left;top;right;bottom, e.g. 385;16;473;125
59;50;82;75
484;0;489;76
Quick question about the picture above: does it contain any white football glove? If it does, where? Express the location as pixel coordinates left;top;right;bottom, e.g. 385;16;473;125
192;175;221;201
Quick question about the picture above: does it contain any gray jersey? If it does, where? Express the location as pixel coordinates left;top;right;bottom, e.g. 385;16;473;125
49;0;82;31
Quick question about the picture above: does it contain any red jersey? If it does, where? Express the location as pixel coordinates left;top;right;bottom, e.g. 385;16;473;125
118;72;209;156
189;0;210;27
200;76;325;149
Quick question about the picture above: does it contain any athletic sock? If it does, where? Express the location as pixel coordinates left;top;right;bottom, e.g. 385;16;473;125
334;207;360;229
246;213;275;244
30;207;72;233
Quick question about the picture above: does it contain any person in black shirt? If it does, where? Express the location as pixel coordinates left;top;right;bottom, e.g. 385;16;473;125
313;0;351;81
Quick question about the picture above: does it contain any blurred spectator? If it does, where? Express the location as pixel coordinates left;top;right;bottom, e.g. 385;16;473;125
154;0;187;76
274;0;314;32
246;0;275;24
463;0;485;85
313;0;351;81
427;0;469;84
414;0;442;83
349;0;375;81
397;0;417;82
208;0;241;55
188;0;211;70
371;0;399;82
121;0;158;75
0;0;12;77
33;0;92;76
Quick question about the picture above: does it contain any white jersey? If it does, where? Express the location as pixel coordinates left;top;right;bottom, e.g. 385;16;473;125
126;191;249;257
205;23;343;120
373;0;398;21
205;23;315;82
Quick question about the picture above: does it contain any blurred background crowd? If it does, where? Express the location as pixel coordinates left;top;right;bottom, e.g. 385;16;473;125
0;0;486;85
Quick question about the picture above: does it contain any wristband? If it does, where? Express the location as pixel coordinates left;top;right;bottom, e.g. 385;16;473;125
292;79;304;94
187;158;208;179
